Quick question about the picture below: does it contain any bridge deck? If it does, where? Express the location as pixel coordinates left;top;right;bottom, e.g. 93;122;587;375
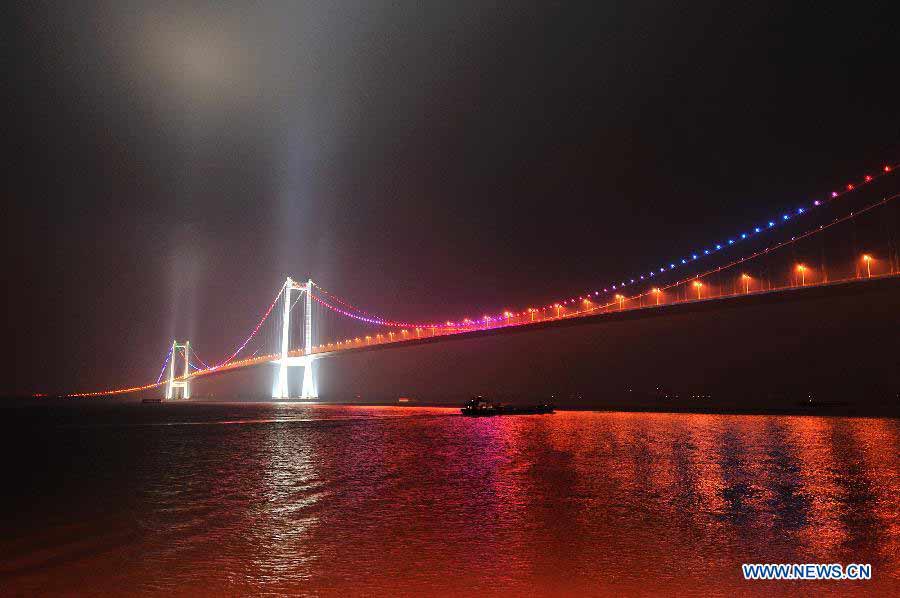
190;273;899;381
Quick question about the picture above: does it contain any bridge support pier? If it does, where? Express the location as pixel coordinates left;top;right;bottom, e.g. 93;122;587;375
300;356;317;399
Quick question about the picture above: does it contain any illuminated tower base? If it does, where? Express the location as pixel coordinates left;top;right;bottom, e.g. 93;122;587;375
300;357;317;399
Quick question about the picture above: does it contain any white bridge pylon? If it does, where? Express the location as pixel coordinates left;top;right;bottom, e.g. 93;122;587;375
271;276;319;399
165;339;191;399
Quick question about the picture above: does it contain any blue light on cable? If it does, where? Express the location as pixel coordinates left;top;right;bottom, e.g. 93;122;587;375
593;167;863;300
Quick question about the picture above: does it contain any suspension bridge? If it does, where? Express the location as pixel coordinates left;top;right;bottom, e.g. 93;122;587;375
70;162;899;400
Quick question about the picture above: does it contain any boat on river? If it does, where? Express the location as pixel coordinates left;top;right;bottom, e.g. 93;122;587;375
461;396;554;416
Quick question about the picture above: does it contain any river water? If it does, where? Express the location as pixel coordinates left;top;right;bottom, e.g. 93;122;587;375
1;403;897;596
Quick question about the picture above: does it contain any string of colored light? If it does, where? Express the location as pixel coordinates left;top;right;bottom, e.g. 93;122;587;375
310;292;415;327
68;382;165;398
310;161;897;327
191;351;212;370
208;285;286;370
316;191;899;337
562;162;896;307
314;284;426;327
312;283;401;323
174;348;204;372
561;191;900;318
155;347;173;384
314;284;479;328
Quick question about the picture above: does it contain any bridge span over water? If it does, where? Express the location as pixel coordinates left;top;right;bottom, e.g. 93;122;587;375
184;274;900;406
66;163;899;401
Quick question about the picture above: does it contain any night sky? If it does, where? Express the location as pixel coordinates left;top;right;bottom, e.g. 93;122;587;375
7;2;899;394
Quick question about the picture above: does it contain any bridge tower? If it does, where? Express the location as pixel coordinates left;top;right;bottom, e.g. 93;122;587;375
272;276;318;399
300;276;316;399
165;340;191;399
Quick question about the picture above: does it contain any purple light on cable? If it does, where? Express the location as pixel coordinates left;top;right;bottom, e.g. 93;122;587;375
155;348;173;384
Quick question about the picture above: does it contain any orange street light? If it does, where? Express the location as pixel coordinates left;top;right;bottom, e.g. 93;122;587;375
615;294;625;309
796;264;807;286
652;287;661;305
555;303;562;318
862;254;872;278
693;280;703;299
741;273;751;294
